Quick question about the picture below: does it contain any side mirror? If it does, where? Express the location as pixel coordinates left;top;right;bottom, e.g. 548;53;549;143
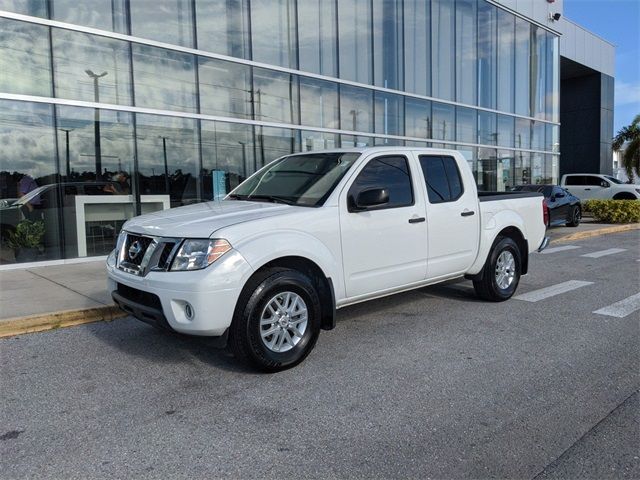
600;181;610;188
554;191;565;199
354;188;389;210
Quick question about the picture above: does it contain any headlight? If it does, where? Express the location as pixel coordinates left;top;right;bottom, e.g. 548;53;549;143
107;248;117;267
170;239;232;271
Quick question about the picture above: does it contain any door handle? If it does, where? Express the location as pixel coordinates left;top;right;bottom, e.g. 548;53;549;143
408;217;426;224
584;188;591;191
461;210;475;217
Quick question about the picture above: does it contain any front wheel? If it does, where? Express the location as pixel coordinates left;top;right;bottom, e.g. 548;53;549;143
566;206;581;227
473;236;522;302
229;268;321;372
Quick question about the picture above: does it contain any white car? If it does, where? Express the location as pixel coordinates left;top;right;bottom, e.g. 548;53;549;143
107;148;548;371
560;174;640;200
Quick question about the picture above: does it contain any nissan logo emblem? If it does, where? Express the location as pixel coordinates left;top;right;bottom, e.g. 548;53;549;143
128;240;143;260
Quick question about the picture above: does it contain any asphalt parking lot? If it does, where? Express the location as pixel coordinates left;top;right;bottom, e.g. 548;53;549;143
1;230;638;479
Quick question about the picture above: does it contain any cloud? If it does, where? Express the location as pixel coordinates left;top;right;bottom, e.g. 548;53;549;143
615;81;640;107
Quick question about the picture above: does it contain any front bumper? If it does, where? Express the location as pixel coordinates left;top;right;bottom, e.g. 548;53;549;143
107;250;254;336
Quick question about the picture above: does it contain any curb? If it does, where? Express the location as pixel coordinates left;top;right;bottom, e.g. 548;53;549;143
0;305;127;339
551;223;640;244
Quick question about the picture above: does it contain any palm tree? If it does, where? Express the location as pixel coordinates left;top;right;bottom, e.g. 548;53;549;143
612;114;640;181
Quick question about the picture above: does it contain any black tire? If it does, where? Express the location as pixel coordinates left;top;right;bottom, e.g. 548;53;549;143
229;268;321;372
473;236;522;302
566;206;581;227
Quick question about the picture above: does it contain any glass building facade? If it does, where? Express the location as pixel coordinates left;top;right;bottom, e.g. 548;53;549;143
0;0;559;265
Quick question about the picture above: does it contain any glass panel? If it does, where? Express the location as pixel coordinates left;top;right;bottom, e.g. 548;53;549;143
195;0;250;59
373;0;403;90
531;120;545;151
531;152;544;185
199;57;251;119
52;29;132;105
515;117;531;150
455;0;477;105
132;44;197;113
497;114;514;148
340;85;373;133
0;101;61;264
251;0;297;68
514;150;530;185
301;130;339;151
431;0;455;101
546;123;559;153
404;0;431;96
56;105;135;257
477;0;497;109
456;146;477;180
531;25;546;119
340;135;373;149
130;0;194;48
338;0;373;84
497;8;515;113
253;68;299;125
297;0;337;76
546;154;559;184
375;91;404;138
546;33;559;122
514;17;530;116
374;136;404;146
256;127;300;166
51;0;127;33
135;114;200;208
0;19;51;97
456;107;476;144
432;103;454;142
299;77;339;129
201;121;255;200
497;149;514;191
477;147;497;191
478;111;497;146
0;0;47;16
405;97;432;139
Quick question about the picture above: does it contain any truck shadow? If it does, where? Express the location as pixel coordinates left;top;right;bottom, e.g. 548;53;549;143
89;317;254;374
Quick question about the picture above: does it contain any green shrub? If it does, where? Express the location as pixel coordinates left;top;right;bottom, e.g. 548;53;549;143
583;199;640;223
8;219;46;249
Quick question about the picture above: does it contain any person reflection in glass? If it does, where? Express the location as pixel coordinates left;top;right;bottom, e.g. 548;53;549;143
18;174;42;220
103;171;131;195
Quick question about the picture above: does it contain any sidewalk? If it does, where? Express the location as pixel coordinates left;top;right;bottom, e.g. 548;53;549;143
0;220;638;336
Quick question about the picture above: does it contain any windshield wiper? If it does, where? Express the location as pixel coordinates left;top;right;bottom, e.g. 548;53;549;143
228;194;296;205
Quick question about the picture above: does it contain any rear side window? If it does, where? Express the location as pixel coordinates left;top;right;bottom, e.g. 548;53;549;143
419;155;464;203
348;155;413;209
565;175;585;186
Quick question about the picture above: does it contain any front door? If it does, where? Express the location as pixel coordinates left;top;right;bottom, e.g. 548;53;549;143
339;154;428;298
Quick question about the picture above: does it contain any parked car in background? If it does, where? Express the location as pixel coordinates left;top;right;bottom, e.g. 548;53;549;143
512;185;581;227
560;174;640;200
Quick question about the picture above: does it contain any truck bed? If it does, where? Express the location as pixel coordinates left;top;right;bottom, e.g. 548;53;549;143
478;191;543;202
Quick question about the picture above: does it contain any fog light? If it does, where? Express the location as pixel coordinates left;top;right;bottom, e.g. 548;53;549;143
184;303;194;320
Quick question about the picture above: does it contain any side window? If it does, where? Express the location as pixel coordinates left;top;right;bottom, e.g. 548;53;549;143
419;155;464;204
585;176;603;186
348;155;413;210
565;176;584;186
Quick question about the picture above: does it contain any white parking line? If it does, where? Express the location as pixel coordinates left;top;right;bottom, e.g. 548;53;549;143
593;293;640;318
514;280;594;302
538;245;581;255
581;248;627;258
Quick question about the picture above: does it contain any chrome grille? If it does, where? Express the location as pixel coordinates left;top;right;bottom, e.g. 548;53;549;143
117;233;180;276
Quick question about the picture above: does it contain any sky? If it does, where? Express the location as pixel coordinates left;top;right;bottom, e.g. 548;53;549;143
564;0;640;133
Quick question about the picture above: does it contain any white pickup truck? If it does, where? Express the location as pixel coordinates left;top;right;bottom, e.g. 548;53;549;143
560;173;640;200
107;148;548;371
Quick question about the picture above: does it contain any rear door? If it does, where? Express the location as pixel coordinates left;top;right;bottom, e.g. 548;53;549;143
339;154;428;298
418;154;480;279
563;175;590;200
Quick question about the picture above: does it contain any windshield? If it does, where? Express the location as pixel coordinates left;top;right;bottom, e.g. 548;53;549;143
604;175;623;184
229;152;361;207
15;185;49;205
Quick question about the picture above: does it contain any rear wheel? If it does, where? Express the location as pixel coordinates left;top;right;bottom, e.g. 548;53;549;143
566;206;581;227
229;268;321;372
473;236;522;302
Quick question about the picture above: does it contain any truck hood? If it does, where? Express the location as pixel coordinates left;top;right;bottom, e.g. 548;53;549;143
123;200;296;238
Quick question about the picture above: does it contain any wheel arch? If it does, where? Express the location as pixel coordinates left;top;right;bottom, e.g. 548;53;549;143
612;192;637;200
239;255;336;331
466;225;529;281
